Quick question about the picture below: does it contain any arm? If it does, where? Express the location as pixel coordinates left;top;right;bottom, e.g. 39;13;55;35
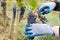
38;2;60;14
53;2;60;11
51;26;60;37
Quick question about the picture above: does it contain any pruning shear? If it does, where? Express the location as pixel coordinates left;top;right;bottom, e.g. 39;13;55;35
38;10;54;26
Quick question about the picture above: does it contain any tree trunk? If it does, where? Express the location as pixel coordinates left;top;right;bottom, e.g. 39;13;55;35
9;14;14;40
2;1;7;32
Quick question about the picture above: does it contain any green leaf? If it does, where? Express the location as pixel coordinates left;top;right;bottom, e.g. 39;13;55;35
17;0;37;10
26;0;37;10
30;0;37;10
17;0;23;7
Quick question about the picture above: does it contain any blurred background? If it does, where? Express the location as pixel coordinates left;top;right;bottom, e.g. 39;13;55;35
0;0;60;40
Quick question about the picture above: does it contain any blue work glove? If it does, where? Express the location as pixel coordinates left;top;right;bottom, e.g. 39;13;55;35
25;24;54;39
38;6;50;14
38;2;56;14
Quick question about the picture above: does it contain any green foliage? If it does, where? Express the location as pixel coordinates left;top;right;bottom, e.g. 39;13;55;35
29;0;37;10
45;12;60;26
17;0;23;7
17;37;21;40
17;0;37;10
1;0;60;40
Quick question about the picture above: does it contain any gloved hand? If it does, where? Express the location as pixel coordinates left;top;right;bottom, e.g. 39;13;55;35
38;6;50;14
25;24;54;39
38;2;56;14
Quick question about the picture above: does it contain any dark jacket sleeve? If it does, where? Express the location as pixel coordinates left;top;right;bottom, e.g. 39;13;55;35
53;2;60;11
